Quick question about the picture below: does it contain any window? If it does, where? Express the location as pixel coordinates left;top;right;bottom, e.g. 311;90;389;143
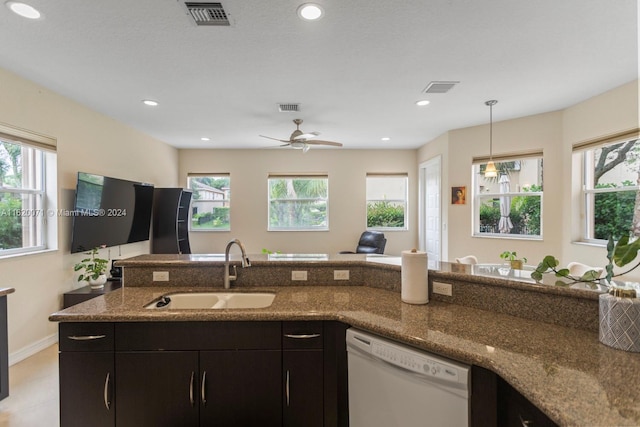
187;174;230;231
577;133;640;242
268;174;328;231
366;173;408;230
472;154;543;238
0;124;57;257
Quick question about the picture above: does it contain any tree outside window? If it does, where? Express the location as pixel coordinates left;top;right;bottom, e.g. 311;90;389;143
366;174;408;230
268;175;328;231
187;175;230;231
474;158;543;238
0;139;47;254
582;138;640;241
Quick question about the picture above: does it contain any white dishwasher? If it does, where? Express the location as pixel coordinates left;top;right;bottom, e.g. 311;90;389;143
346;328;470;427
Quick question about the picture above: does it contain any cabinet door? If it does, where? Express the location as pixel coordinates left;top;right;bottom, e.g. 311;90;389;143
115;351;199;427
59;352;114;427
498;378;558;427
200;350;281;427
283;349;324;427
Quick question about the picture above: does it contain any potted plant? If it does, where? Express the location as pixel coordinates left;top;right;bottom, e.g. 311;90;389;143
74;246;109;289
499;251;527;270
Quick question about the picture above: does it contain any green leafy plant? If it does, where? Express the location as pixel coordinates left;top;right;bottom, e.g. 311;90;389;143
531;236;640;286
499;251;527;263
74;246;109;282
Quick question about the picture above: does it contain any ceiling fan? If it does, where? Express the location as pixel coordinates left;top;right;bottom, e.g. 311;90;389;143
259;119;343;152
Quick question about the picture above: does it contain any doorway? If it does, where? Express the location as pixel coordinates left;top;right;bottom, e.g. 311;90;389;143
419;156;442;263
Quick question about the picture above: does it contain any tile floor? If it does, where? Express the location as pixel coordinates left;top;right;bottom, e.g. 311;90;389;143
0;345;59;427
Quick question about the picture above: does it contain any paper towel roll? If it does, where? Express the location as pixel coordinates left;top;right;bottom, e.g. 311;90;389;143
401;249;428;304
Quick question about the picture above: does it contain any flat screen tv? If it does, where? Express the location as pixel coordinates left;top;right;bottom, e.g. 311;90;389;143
70;172;154;253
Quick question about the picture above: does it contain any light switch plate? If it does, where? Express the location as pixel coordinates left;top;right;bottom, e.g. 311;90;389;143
153;271;170;281
292;271;308;281
433;281;452;296
334;270;350;280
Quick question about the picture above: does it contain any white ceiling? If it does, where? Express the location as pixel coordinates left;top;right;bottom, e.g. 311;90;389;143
0;0;637;150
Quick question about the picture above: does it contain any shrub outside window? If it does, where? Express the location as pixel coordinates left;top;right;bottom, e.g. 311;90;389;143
366;174;408;230
0;131;56;256
580;137;640;242
473;157;543;239
187;174;230;231
268;175;328;231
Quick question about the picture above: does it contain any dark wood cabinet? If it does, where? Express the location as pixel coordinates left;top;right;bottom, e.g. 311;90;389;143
59;323;115;427
58;320;348;427
282;322;324;427
470;365;557;427
497;377;558;427
152;188;192;254
115;351;199;427
201;350;282;426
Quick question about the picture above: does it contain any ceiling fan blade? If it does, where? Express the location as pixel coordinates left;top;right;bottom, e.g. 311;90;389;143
259;135;290;143
305;140;343;147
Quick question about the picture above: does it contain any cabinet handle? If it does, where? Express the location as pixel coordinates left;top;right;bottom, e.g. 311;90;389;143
284;333;321;339
103;373;111;410
201;371;207;406
68;335;106;341
519;414;534;426
189;372;195;407
285;370;290;407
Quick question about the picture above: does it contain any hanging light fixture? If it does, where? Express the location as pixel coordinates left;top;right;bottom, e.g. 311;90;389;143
484;100;498;178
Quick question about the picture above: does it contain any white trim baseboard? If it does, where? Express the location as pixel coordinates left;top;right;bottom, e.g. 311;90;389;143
9;333;58;366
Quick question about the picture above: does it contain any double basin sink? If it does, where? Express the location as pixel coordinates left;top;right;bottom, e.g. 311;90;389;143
145;292;276;310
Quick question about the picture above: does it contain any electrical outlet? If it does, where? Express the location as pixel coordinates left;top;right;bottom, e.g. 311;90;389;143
291;271;308;281
334;270;350;280
433;281;452;296
153;271;169;281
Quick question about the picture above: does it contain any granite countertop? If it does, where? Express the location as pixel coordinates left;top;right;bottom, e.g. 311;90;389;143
50;284;640;427
0;288;15;297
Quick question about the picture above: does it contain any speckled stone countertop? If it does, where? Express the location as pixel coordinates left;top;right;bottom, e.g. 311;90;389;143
50;283;640;427
0;288;14;297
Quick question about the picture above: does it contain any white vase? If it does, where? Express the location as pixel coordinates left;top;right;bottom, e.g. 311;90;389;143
599;293;640;352
88;274;107;290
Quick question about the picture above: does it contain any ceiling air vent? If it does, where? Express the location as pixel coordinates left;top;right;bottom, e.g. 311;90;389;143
278;103;300;113
184;2;230;26
423;81;459;94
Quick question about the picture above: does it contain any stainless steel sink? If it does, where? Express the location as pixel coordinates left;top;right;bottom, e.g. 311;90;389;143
144;292;276;310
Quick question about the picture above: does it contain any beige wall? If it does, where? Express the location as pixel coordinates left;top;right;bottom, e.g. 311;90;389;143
0;68;178;362
418;80;640;278
179;149;418;256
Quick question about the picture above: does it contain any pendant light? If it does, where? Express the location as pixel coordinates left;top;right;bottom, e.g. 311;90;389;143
484;100;498;178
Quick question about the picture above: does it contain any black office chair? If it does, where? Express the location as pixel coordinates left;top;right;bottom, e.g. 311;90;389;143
340;231;387;254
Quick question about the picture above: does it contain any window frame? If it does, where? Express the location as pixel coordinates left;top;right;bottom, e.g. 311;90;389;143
267;174;329;232
0;124;57;258
187;173;231;232
365;173;409;231
472;152;544;240
575;130;640;244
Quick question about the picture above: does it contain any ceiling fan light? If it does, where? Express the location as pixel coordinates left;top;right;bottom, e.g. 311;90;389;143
297;3;323;20
485;161;498;177
6;1;41;19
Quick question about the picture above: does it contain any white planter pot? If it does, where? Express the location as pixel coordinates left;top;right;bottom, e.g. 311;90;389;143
599;293;640;353
88;274;107;290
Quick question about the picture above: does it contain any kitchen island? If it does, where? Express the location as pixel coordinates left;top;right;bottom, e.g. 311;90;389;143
50;254;640;426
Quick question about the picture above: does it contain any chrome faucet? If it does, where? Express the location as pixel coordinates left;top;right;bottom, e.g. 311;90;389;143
224;239;251;289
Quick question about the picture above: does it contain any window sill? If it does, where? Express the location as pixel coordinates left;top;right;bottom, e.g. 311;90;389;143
0;247;58;262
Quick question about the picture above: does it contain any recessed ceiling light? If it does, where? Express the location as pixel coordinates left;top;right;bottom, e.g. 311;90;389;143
415;100;430;107
381;137;391;141
201;137;210;141
297;3;324;20
142;100;158;106
5;1;41;19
